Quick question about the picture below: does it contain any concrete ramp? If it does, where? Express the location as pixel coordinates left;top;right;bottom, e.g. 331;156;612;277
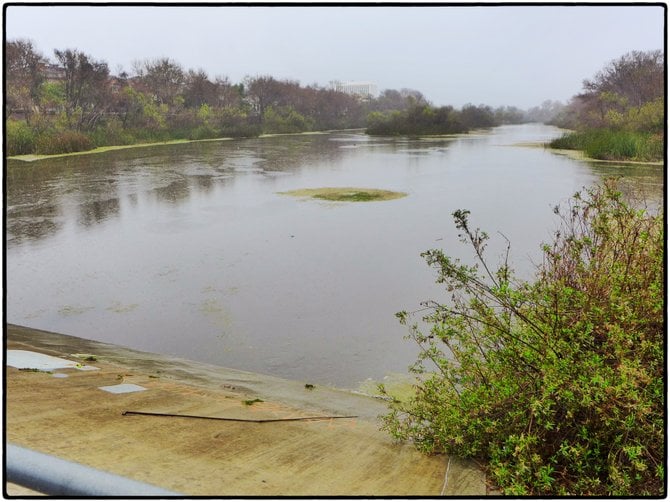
6;324;488;496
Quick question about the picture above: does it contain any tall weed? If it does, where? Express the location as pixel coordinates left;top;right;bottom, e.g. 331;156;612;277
6;119;36;155
550;129;663;162
35;130;94;155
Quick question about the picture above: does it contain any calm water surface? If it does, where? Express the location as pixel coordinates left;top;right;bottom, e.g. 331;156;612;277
6;125;663;388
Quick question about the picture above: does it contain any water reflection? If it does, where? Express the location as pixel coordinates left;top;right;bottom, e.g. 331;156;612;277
6;126;664;388
77;198;121;227
6;134;356;247
152;179;190;204
193;174;215;192
6;215;62;245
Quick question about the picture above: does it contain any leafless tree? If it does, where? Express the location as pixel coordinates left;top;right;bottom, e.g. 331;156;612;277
54;48;111;130
582;50;663;108
5;39;46;118
134;57;185;106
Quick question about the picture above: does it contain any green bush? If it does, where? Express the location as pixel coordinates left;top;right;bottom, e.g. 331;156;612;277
219;122;261;138
89;118;136;147
383;181;664;496
6;119;37;155
187;125;221;140
262;106;312;134
35;130;94;155
366;104;474;136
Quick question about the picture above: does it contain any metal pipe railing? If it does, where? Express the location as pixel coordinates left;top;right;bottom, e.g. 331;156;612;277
5;443;180;496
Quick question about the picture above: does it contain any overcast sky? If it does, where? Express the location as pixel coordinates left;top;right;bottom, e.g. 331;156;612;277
5;4;665;109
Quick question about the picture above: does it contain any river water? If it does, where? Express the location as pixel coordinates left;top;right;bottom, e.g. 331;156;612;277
6;124;663;388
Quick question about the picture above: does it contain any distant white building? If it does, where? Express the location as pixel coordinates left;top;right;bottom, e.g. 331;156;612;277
329;80;378;99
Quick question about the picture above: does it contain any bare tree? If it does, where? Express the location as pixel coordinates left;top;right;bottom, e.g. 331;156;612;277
214;76;243;109
582;50;663;108
183;69;218;108
5;39;46;117
54;48;111;130
244;75;301;121
134;57;185;106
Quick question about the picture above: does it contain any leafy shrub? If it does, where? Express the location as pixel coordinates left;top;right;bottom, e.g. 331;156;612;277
215;107;261;138
188;125;220;140
35;130;94;154
626;98;665;133
89;118;136;147
383;181;664;496
219;122;261;138
6;119;36;155
262;106;312;134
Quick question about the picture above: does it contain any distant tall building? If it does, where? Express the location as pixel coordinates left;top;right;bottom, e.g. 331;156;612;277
329;80;378;99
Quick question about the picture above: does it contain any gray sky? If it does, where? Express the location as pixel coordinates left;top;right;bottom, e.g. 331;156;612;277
5;4;665;108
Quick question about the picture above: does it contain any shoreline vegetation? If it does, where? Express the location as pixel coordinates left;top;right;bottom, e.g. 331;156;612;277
545;50;663;164
6;129;351;163
548;146;663;166
7;127;490;164
385;181;664;496
6;39;562;160
8;41;661;165
9;131;664;166
382;49;664;496
548;129;663;163
513;141;663;166
8;137;229;162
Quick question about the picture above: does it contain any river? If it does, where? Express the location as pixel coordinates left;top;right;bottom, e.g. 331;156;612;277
6;124;664;388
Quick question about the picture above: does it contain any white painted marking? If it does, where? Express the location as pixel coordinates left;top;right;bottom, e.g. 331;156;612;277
98;383;147;394
7;350;98;371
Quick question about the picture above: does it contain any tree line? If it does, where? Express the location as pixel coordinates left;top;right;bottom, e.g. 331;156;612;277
549;50;663;161
6;39;566;156
5;40;364;154
365;102;518;136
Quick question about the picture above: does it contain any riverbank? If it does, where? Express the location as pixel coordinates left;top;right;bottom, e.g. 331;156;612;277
6;129;362;163
5;323;488;496
7;127;491;164
7;137;234;162
514;141;664;166
548;146;664;166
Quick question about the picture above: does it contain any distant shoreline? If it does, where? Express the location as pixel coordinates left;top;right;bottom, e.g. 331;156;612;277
514;142;664;167
12;128;661;167
6;129;363;163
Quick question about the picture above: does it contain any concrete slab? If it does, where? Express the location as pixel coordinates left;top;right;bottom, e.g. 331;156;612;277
98;383;147;394
6;324;489;496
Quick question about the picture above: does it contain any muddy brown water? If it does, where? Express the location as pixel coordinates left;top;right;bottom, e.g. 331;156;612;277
6;125;663;388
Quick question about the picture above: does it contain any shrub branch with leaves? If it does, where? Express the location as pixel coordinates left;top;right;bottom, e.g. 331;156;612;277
382;180;664;496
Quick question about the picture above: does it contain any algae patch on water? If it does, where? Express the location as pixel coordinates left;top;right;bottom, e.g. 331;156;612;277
358;373;418;403
280;187;407;202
